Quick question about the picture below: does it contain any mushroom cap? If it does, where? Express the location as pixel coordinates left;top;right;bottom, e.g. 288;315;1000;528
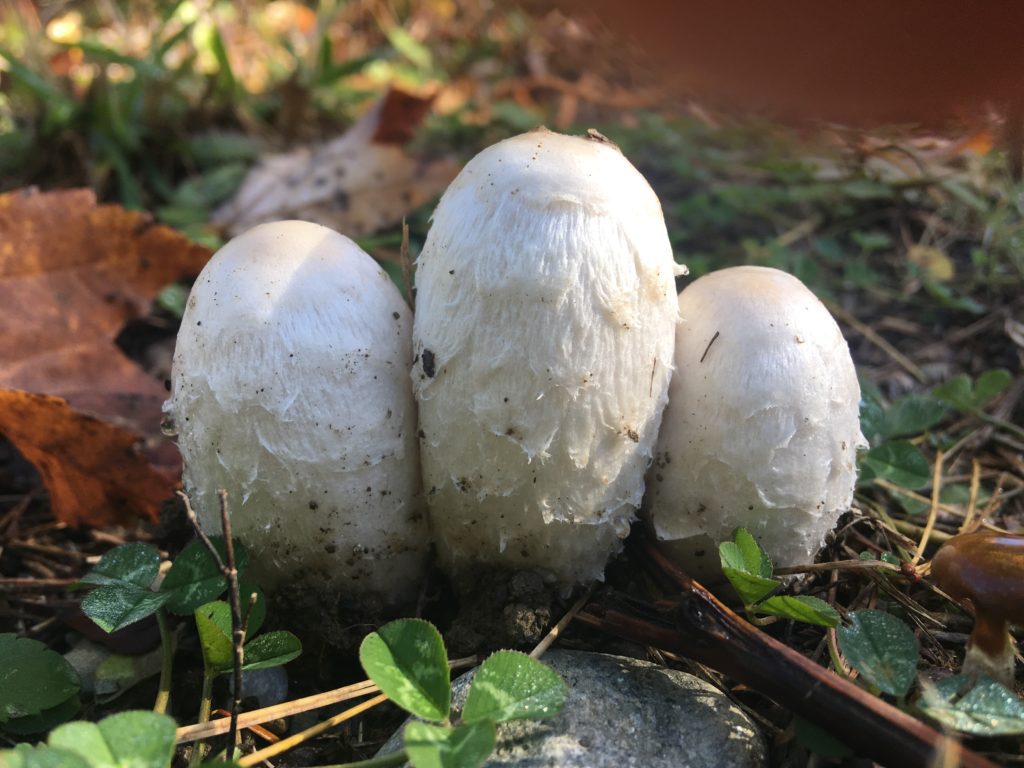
413;129;680;586
644;265;865;573
166;220;427;604
931;530;1024;684
931;531;1024;618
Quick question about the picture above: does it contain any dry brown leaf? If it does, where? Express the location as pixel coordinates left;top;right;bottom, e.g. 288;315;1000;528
213;87;459;237
0;187;212;524
0;391;172;526
0;188;210;430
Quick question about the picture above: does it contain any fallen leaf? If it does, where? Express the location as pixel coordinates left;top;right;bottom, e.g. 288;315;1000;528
907;245;955;282
0;391;173;526
0;188;212;524
0;188;211;428
213;87;459;237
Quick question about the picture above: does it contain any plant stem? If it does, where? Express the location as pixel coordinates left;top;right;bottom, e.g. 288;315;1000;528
218;490;244;759
236;693;388;767
154;609;173;715
180;488;245;761
978;410;1024;443
190;669;216;768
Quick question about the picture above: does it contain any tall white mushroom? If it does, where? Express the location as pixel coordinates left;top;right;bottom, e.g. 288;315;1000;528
644;266;865;576
413;128;682;587
165;221;428;605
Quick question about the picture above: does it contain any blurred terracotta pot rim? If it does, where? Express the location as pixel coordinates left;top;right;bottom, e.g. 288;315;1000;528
551;0;1024;125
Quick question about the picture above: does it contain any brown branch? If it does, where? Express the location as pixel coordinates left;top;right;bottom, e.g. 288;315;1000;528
578;533;998;768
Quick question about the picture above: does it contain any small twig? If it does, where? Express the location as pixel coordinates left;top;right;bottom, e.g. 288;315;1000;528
190;669;216;768
912;448;945;565
175;657;480;744
154;610;173;715
774;559;902;576
0;577;77;592
235;693;389;767
178;491;226;571
826;300;927;383
530;584;593;660
218;490;245;761
699;331;720;363
176;680;379;744
874;479;965;518
209;709;279;744
179;489;245;761
960;460;983;534
892;518;953;545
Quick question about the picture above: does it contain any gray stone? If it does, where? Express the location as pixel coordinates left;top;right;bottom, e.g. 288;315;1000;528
378;649;767;767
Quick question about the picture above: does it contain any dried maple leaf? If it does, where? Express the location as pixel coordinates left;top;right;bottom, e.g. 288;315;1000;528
0;391;172;526
0;188;212;524
213;87;459;236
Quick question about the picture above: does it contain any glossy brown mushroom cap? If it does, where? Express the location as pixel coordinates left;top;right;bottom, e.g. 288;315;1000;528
931;531;1024;687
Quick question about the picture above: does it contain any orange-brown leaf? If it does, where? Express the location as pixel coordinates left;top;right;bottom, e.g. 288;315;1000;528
0;391;173;525
0;188;210;427
0;188;212;524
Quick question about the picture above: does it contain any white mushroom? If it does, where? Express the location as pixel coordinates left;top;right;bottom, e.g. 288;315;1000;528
413;128;682;587
165;220;427;605
644;266;865;576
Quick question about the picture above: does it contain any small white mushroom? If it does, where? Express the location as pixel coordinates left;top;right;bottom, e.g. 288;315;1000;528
644;266;865;575
165;221;427;605
413;128;682;587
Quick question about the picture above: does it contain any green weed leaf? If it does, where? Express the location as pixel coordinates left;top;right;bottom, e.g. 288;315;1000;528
78;544;160;589
859;398;886;446
919;675;1024;736
462;651;567;724
876;395;947;441
194;601;300;674
719;529;777;604
47;711;176;768
858;441;932;489
837;610;918;697
404;721;496;768
0;635;80;723
360;619;450;722
94;650;164;703
160;537;248;615
1;745;91;768
386;27;434;72
78;543;169;632
81;590;171;634
1;697;81;735
239;580;266;638
194;601;233;672
757;596;840;628
974;370;1013;404
240;632;302;672
933;370;1012;412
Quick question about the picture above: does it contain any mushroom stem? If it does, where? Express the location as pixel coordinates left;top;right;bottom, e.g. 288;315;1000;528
964;612;1016;687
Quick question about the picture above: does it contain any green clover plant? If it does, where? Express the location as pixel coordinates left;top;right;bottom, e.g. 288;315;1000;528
719;528;840;628
357;619;567;768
